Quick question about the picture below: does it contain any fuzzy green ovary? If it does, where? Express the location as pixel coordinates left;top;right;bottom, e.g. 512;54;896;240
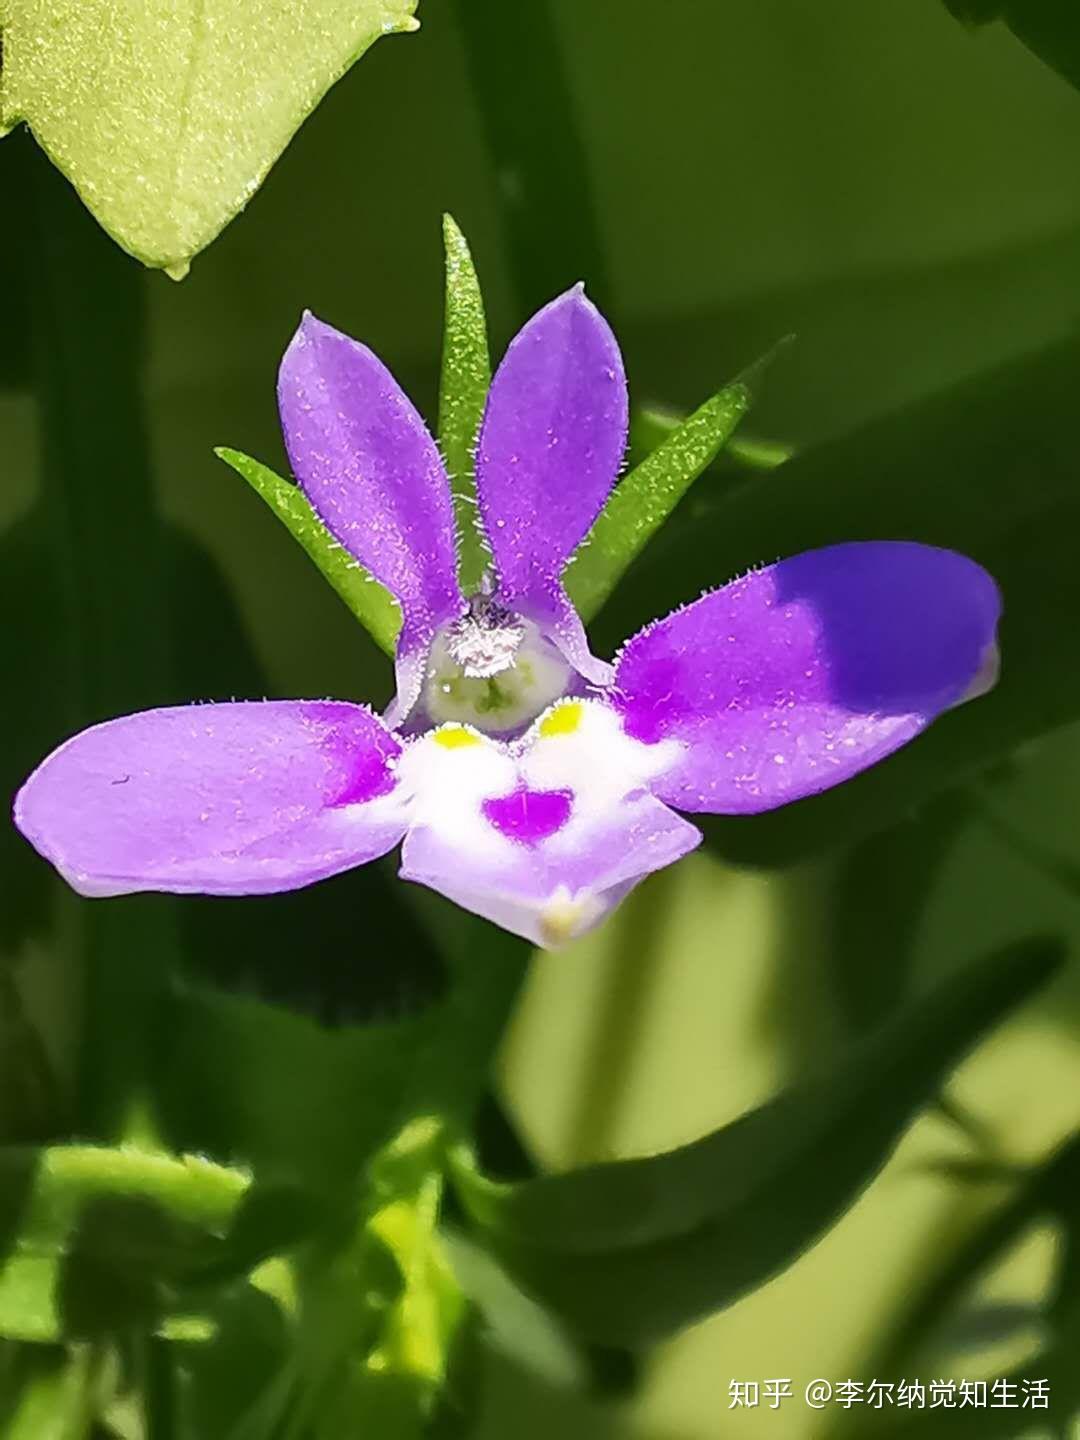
444;661;535;716
424;630;569;735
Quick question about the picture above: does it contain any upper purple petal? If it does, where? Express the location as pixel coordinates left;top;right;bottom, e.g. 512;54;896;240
613;542;1002;814
475;286;627;655
14;701;407;897
278;314;464;718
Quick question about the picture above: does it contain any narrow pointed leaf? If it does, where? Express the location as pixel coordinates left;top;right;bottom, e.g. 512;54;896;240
216;447;400;656
438;215;491;593
457;937;1063;1344
564;374;754;622
0;0;419;275
629;407;794;474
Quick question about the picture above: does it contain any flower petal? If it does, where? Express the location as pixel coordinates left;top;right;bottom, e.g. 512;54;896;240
613;542;1002;814
15;702;408;897
278;313;464;721
475;286;627;684
397;703;699;947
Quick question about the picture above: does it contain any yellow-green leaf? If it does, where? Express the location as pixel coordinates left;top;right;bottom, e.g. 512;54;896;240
0;0;419;276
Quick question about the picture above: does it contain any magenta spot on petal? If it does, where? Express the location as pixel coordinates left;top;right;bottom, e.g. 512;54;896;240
482;787;573;846
615;657;691;744
300;703;399;806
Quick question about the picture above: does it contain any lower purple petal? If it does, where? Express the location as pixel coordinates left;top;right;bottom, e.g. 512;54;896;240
14;701;407;897
396;703;700;946
613;542;1002;814
402;791;698;948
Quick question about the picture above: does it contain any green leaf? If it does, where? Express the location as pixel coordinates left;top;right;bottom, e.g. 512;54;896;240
216;447;400;656
944;1;1080;93
0;1346;100;1440
564;369;757;624
943;0;1003;22
440;1228;585;1391
0;1145;250;1342
0;0;419;276
845;1133;1080;1436
628;407;794;475
456;937;1064;1345
438;215;491;594
1001;0;1080;93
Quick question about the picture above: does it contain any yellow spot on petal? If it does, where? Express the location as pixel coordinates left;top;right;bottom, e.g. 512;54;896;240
540;899;584;948
432;725;481;750
539;701;583;738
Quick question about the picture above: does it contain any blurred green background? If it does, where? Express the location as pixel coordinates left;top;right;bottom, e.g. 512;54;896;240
4;1;1080;1435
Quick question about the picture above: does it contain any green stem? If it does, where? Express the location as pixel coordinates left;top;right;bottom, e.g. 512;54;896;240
452;0;612;316
403;899;531;1134
29;147;178;1142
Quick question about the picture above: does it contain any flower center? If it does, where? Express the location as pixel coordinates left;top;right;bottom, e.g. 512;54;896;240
423;599;571;735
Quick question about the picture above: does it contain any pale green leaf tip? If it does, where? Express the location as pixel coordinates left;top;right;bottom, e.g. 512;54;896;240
740;333;796;397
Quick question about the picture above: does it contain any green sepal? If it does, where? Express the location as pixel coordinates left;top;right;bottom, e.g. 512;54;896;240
565;345;786;623
216;446;400;656
438;216;492;594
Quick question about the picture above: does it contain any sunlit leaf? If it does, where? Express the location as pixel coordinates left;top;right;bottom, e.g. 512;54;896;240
0;0;419;275
454;938;1063;1344
216;447;400;656
438;215;491;594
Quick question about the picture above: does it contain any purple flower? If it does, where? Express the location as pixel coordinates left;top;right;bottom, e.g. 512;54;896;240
14;290;1001;948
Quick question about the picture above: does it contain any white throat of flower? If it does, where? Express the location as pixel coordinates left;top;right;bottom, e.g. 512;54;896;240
423;596;571;735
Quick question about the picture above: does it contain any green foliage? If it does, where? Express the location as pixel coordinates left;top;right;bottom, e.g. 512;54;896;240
0;1146;249;1342
847;1133;1080;1436
0;0;419;275
944;0;1003;22
453;939;1063;1345
565;371;755;623
438;216;492;594
945;0;1080;91
216;447;401;656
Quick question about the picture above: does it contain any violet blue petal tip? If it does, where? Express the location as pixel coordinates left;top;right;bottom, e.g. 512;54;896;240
613;541;1002;815
14;701;407;897
475;285;629;616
